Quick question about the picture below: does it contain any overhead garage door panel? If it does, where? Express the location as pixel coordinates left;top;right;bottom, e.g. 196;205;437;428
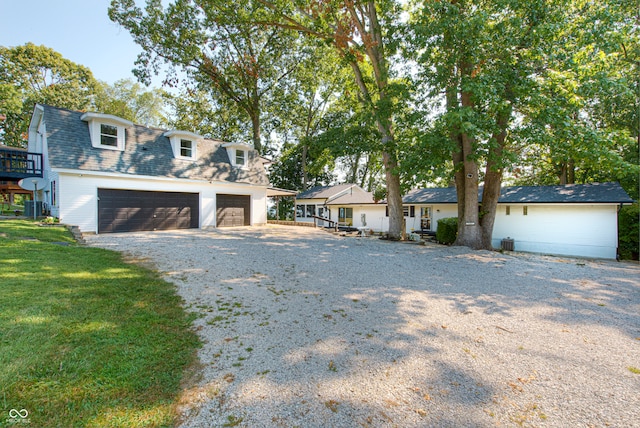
98;189;199;233
216;194;250;227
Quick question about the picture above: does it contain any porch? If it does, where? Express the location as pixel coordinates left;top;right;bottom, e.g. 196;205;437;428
0;147;43;180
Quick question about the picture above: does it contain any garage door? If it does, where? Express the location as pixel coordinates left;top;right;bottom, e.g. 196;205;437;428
216;194;251;227
98;189;199;233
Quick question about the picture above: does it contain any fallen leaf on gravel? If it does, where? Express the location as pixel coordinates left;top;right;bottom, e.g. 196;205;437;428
384;399;400;408
508;382;523;393
324;400;339;413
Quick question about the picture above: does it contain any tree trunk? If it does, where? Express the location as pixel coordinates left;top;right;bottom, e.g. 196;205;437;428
383;146;404;240
567;159;575;184
454;131;482;249
453;61;482;249
301;142;308;190
360;154;370;190
479;96;511;249
350;153;361;184
558;159;575;185
250;110;261;153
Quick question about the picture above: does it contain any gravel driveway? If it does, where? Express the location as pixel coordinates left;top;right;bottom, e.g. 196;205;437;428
86;225;640;427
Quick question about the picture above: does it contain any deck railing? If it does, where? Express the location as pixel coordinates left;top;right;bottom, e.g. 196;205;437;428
0;149;43;180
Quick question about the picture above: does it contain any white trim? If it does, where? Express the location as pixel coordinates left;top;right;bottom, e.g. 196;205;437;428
51;167;267;189
163;130;203;140
81;113;133;151
80;112;134;127
222;142;253;169
222;141;253;149
163;130;203;161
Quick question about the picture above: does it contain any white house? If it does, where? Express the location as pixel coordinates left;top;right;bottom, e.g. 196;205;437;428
297;183;633;259
295;184;387;230
406;184;633;259
27;104;271;233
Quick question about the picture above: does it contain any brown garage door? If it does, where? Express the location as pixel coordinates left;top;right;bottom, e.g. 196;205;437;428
98;189;199;233
216;194;250;227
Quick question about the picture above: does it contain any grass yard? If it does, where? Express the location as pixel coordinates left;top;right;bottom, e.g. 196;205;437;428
0;220;201;427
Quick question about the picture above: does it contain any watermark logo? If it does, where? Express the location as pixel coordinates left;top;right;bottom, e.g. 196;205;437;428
7;409;30;424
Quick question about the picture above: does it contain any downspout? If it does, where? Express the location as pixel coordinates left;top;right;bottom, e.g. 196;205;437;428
616;203;622;261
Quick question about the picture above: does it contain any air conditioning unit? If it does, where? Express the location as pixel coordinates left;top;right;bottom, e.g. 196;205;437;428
501;237;515;251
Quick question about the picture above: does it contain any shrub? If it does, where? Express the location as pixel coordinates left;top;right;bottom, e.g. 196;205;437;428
436;217;458;245
619;203;639;260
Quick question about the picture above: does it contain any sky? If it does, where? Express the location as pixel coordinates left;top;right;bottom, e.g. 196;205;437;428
0;0;149;86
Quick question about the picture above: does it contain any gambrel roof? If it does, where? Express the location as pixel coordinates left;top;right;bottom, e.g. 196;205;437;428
40;105;268;186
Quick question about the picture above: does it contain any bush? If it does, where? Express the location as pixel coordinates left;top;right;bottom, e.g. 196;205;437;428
619;203;639;260
436;217;458;245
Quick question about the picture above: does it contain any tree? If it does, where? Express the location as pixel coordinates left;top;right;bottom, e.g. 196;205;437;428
165;86;248;141
410;0;638;250
514;0;639;197
94;79;169;127
0;43;99;147
410;0;543;248
256;0;407;239
267;44;349;190
109;0;308;153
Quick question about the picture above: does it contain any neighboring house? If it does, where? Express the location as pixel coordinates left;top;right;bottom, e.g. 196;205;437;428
27;104;270;233
299;182;633;259
405;183;633;259
295;184;386;229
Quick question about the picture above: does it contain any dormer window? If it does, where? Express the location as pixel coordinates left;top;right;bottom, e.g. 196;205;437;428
222;141;253;168
164;130;203;160
180;139;193;157
101;124;118;147
81;112;133;151
235;149;246;166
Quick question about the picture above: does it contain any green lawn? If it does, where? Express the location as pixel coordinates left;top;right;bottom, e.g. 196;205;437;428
0;220;201;427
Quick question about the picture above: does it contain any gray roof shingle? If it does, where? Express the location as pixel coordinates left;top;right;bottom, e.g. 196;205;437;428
296;184;355;200
403;183;633;204
43;105;269;186
326;190;377;205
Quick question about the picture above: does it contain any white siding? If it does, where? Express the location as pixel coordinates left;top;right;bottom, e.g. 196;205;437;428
56;171;267;233
407;203;619;259
491;204;619;259
47;171;60;218
295;198;323;223
405;204;458;234
328;205;387;231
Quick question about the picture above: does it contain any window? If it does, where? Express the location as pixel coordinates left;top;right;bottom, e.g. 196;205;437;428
506;206;511;215
236;149;246;166
296;204;305;218
523;206;528;216
306;205;316;218
421;207;432;230
180;139;193;157
51;181;57;207
100;124;118;147
164;130;202;160
338;207;353;226
82;112;133;151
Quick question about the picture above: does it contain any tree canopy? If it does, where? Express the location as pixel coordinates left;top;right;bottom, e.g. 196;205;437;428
0;43;99;147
